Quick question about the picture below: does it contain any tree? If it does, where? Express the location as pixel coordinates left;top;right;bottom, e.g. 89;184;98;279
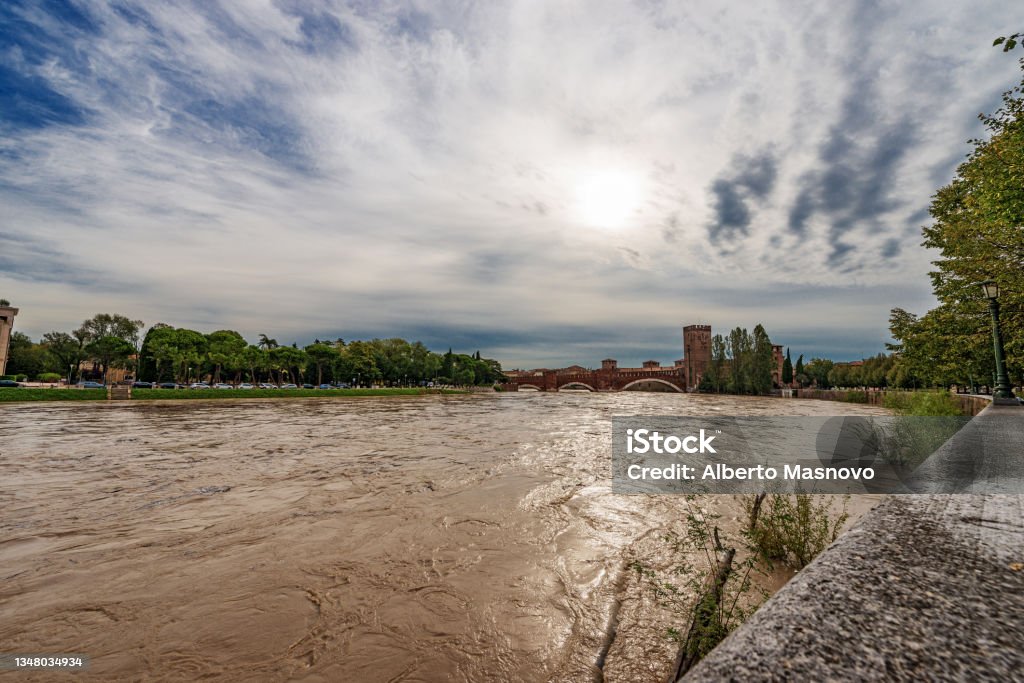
441;348;455;383
242;345;267;384
5;332;47;378
77;313;144;379
78;313;144;345
751;324;773;394
41;331;86;382
207;330;247;383
709;334;727;392
85;336;136;384
257;334;278;350
794;354;808;387
803;358;834;389
727;327;752;393
305;343;337;386
782;348;793;385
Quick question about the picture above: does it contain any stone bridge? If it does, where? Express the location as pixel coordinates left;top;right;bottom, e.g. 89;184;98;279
501;361;689;393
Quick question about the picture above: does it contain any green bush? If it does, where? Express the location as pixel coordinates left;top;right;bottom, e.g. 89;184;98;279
0;375;14;381
883;391;962;416
748;494;849;570
37;373;62;383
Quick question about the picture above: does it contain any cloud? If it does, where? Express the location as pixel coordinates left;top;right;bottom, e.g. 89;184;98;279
1;0;1023;367
707;151;777;242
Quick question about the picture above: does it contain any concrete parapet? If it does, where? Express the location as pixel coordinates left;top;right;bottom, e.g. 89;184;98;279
682;404;1024;681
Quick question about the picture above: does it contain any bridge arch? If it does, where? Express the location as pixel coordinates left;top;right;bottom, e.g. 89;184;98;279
620;378;684;393
558;382;596;391
518;383;544;391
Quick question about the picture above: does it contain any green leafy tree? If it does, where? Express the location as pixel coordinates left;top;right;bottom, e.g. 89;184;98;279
206;330;247;383
85;336;136;384
751;325;774;395
5;332;47;379
803;358;834;389
782;348;793;385
77;313;144;378
41;331;87;382
305;342;338;386
708;334;727;392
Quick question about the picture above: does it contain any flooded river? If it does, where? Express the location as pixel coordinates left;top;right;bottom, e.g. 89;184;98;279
0;393;888;681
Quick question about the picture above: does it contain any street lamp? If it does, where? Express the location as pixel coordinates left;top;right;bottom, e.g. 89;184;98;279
979;280;1015;402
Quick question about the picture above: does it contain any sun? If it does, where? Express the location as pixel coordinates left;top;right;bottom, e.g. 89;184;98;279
573;169;643;230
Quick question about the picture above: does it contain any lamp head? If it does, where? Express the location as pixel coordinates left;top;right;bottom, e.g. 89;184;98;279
980;279;1000;300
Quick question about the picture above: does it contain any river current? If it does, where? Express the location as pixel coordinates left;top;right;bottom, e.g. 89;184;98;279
0;392;888;681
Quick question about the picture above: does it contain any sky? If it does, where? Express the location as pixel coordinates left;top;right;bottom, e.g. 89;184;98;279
2;1;1023;368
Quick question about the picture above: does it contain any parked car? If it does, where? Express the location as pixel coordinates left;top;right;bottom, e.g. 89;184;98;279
302;383;315;389
132;381;153;389
281;383;298;389
259;383;277;389
317;383;332;389
237;383;254;390
0;379;21;388
77;381;105;389
158;382;180;389
214;383;233;389
336;382;351;389
189;382;211;389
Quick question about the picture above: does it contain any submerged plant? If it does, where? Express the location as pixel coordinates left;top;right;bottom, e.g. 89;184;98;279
746;493;849;570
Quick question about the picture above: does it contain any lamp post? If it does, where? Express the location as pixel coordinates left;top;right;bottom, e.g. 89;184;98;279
980;280;1014;401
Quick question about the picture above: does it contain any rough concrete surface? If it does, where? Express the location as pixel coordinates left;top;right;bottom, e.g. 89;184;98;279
683;404;1024;682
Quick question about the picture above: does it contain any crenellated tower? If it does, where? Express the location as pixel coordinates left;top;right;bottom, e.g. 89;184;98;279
683;324;711;389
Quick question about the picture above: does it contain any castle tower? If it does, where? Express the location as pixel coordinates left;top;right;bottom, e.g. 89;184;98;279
771;344;784;388
0;303;19;376
683;324;711;389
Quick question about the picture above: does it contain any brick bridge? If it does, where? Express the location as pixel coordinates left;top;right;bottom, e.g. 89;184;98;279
501;358;690;393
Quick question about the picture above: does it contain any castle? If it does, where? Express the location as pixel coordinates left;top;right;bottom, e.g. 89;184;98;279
501;324;784;392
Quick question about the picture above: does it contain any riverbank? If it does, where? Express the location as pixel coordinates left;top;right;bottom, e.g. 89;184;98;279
0;387;466;402
793;388;991;415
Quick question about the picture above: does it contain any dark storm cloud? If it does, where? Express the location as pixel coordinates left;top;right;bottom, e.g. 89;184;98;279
707;151;777;242
785;72;918;266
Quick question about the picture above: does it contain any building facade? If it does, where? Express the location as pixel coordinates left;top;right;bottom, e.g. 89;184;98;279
0;304;18;376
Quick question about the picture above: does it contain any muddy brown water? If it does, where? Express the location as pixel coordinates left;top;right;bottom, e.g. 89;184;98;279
0;393;888;682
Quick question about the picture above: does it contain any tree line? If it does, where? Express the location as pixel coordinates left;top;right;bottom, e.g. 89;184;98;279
2;313;505;387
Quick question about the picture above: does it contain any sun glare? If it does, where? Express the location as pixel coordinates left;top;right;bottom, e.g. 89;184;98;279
574;169;643;230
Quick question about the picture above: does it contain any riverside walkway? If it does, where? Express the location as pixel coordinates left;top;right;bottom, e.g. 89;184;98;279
683;402;1024;681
